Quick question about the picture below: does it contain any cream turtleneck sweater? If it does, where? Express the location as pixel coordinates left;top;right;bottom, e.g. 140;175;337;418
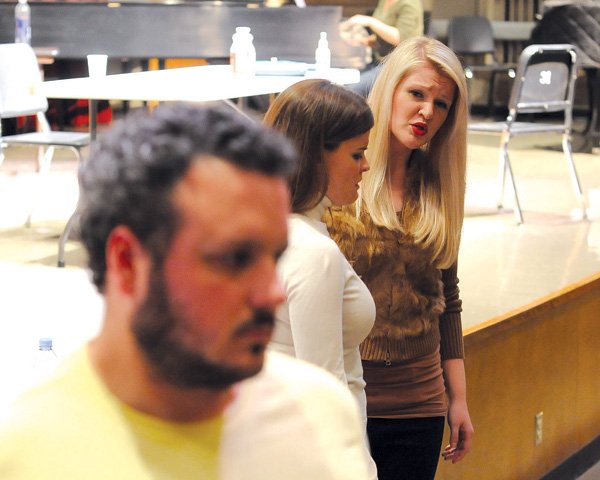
269;197;377;479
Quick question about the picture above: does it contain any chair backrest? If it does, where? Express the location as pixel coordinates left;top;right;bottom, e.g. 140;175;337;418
447;15;495;56
0;43;48;119
507;44;579;125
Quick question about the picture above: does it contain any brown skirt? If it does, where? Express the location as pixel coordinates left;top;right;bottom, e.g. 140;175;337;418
363;347;446;418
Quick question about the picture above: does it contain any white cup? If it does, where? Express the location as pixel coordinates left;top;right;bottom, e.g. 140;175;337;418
87;54;108;78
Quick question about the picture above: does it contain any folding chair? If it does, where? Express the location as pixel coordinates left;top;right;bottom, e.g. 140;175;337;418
447;15;516;117
0;42;90;267
468;44;587;224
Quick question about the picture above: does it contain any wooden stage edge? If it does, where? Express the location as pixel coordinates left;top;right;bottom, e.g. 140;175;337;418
437;270;600;480
464;270;600;341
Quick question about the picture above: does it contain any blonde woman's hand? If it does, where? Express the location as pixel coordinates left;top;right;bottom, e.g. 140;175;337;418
442;399;474;463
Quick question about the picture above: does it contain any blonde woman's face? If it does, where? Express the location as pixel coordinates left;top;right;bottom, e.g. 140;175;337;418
325;131;370;206
389;64;456;155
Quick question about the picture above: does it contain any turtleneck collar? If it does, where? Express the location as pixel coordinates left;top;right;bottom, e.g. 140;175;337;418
291;196;333;236
303;196;332;222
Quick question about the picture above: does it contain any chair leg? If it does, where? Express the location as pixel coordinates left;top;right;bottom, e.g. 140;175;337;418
487;72;496;118
562;134;588;220
0;119;5;167
0;121;4;167
502;151;523;224
57;208;78;267
57;147;84;267
497;135;509;209
464;71;473;115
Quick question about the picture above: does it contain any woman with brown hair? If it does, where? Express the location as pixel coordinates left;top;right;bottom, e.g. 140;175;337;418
264;79;378;479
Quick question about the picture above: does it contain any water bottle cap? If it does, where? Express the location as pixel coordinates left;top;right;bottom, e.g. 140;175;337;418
236;27;251;34
318;32;328;48
39;337;53;349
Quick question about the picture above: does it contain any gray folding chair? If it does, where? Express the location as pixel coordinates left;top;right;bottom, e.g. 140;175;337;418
469;44;587;224
447;15;516;117
0;42;90;266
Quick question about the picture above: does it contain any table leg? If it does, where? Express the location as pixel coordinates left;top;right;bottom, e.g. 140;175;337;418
89;98;98;141
222;98;253;122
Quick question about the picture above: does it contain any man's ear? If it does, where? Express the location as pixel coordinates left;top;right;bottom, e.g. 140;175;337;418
105;225;151;298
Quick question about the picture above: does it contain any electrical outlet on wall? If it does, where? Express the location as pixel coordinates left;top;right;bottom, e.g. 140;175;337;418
535;412;544;446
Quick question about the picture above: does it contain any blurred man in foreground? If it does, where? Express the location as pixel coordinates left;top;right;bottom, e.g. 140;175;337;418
0;103;371;479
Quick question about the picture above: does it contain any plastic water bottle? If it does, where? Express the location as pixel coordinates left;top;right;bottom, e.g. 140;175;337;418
315;32;331;72
14;0;31;45
32;337;59;385
230;27;256;76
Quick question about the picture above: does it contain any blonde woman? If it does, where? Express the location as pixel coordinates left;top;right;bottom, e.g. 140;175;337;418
326;36;474;480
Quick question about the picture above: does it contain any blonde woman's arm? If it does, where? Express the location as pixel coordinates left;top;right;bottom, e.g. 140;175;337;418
441;358;474;463
439;263;473;462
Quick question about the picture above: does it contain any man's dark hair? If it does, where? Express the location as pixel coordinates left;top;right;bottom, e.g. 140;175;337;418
79;103;297;292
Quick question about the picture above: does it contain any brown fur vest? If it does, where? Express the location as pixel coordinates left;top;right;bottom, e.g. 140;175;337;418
324;206;445;340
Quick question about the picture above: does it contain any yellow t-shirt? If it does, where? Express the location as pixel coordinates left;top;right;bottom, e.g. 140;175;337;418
120;402;222;479
0;348;222;480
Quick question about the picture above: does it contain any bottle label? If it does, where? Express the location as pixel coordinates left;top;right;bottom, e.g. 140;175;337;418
230;32;255;76
15;18;31;44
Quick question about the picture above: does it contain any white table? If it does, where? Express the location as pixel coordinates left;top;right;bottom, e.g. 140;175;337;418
40;64;360;267
42;64;360;102
41;64;360;136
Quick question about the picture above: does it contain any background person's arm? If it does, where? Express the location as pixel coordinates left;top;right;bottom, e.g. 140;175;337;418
344;15;400;47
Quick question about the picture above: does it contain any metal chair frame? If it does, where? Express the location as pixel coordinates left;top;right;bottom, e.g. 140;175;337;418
469;43;587;224
0;42;90;266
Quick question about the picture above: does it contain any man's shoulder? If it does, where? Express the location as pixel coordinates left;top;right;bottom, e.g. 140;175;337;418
262;350;353;396
229;350;364;446
228;350;362;438
220;351;370;479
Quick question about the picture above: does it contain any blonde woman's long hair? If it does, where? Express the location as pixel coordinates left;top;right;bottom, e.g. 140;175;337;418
361;36;468;268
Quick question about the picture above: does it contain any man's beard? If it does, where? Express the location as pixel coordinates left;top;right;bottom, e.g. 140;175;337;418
132;268;274;390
